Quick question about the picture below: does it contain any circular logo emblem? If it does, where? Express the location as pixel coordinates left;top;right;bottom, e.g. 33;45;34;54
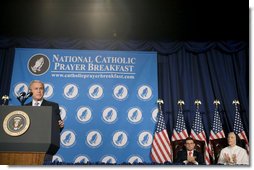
60;130;76;148
43;83;54;99
102;107;117;124
76;106;92;123
127;107;142;124
137;85;153;101
152;108;159;122
112;131;128;148
52;155;63;163
86;130;103;148
59;106;67;120
3;110;30;136
14;83;28;97
74;155;90;164
88;84;103;100
28;53;50;76
113;85;128;101
63;84;79;99
127;155;143;164
101;155;117;164
138;131;153;148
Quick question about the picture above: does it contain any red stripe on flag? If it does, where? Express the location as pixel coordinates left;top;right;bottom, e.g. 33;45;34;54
157;130;172;161
152;134;164;163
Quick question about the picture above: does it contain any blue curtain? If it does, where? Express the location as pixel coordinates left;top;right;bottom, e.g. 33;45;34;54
0;37;248;140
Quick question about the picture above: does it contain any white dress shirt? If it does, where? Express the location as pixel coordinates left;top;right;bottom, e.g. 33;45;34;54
32;100;43;106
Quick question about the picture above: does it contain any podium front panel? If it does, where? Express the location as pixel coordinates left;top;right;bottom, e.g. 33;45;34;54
0;106;60;154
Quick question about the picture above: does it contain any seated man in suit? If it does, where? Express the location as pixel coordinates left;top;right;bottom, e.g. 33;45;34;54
174;137;204;165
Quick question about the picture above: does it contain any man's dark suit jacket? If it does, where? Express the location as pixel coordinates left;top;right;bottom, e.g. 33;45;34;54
25;99;63;134
25;99;61;122
174;149;205;165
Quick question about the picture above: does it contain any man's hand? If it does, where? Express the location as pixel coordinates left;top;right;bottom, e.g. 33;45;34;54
187;155;197;164
58;120;64;128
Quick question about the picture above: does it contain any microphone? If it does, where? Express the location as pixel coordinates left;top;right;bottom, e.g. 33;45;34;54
17;91;32;106
25;92;33;99
23;91;33;105
19;92;26;97
17;92;26;106
17;92;26;103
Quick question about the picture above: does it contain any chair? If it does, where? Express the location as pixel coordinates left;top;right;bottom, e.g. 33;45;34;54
172;139;205;162
172;140;185;158
194;140;205;153
210;138;227;164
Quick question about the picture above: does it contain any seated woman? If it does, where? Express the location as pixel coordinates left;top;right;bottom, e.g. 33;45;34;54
174;137;204;165
217;132;249;165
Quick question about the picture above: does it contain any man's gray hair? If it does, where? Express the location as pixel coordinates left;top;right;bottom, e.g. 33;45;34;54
29;80;44;90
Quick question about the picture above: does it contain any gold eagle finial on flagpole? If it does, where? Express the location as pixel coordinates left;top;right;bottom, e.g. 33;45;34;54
232;100;240;110
213;99;220;109
177;99;185;110
194;99;201;110
1;95;9;105
232;99;240;106
157;99;164;113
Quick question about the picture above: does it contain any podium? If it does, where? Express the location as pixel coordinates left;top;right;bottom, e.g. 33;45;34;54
0;106;60;165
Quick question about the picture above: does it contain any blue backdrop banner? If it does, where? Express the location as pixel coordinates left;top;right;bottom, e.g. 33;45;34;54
9;48;158;164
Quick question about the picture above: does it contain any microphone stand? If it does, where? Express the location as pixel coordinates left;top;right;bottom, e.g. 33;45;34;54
17;92;28;106
21;92;33;106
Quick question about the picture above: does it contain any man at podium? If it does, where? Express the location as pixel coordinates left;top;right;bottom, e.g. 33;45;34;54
26;80;64;130
25;80;64;162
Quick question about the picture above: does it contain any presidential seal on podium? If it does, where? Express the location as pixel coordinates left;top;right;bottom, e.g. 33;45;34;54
3;110;30;136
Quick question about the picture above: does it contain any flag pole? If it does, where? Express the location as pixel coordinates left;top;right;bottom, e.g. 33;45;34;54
177;99;185;111
232;99;240;108
157;99;164;113
232;99;240;113
213;99;220;110
1;95;9;105
194;99;201;110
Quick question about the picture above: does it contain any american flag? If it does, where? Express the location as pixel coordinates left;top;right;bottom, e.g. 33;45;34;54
171;108;188;141
208;107;225;160
190;109;211;165
151;109;173;163
233;105;249;154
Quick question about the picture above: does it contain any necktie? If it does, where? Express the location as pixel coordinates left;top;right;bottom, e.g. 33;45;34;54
35;102;39;106
189;151;192;156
